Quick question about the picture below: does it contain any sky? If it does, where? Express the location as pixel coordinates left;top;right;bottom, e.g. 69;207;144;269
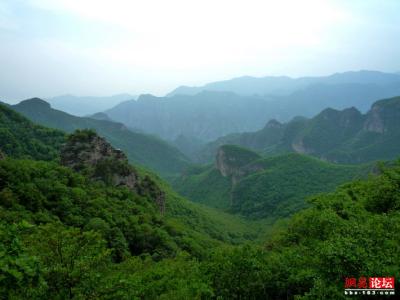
0;0;399;101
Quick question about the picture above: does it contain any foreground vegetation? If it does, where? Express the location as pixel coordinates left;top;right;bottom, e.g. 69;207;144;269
1;155;399;299
1;104;399;299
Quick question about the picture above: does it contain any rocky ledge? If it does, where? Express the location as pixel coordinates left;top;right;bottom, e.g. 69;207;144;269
61;129;165;213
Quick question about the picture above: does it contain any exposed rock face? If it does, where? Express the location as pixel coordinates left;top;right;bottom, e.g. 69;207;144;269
363;105;385;133
215;145;262;184
216;148;236;178
363;97;400;134
61;130;165;213
291;138;308;154
0;150;5;160
61;130;138;188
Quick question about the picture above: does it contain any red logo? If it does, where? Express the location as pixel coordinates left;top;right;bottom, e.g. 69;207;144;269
369;277;395;289
344;277;395;296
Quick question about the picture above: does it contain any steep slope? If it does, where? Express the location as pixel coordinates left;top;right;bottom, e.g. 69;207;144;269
200;96;400;164
174;146;371;218
0;102;65;160
230;153;370;218
197;119;285;162
0;111;266;255
12;98;190;177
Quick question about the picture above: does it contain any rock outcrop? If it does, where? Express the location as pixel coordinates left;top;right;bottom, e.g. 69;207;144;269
0;150;5;160
363;105;385;133
61;129;165;213
215;145;262;184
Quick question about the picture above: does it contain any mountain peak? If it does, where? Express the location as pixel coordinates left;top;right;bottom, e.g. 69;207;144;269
364;96;400;133
60;129;166;213
18;98;51;109
265;119;283;129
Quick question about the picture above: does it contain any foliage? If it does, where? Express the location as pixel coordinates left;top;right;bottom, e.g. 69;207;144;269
0;158;181;259
202;161;400;299
172;168;232;209
1;107;399;299
12;99;190;177
0;222;43;300
231;153;372;218
198;96;400;165
175;152;371;218
0;103;65;161
217;144;261;169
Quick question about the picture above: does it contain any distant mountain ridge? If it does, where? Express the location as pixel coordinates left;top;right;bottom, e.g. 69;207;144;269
12;98;190;176
167;70;400;97
105;71;400;145
198;96;400;164
106;91;273;141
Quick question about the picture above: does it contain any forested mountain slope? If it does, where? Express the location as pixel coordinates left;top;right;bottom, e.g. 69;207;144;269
12;98;190;177
0;103;65;161
199;96;400;164
105;74;400;151
2;137;399;298
173;145;372;218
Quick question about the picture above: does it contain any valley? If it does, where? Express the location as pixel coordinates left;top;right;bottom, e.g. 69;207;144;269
1;71;400;299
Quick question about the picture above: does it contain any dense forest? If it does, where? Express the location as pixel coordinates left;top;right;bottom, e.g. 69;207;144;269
1;102;399;299
2;0;399;298
12;99;190;177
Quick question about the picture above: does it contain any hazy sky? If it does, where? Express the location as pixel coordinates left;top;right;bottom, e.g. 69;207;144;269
0;0;399;101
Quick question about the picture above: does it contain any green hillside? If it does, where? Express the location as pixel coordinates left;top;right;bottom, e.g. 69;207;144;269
1;90;398;299
0;103;65;161
2;149;399;298
199;96;400;165
174;150;372;218
231;153;371;218
12;98;190;177
173;166;232;209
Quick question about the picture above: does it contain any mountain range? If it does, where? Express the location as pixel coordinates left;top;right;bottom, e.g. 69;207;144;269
173;145;372;218
104;71;400;147
11;98;190;177
1;71;400;298
197;96;400;164
168;70;400;97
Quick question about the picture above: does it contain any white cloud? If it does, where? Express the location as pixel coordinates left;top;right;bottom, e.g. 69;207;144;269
28;0;350;70
5;0;397;99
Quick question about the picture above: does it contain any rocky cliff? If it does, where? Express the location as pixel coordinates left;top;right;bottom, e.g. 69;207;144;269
215;145;262;184
61;129;165;213
363;105;385;133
